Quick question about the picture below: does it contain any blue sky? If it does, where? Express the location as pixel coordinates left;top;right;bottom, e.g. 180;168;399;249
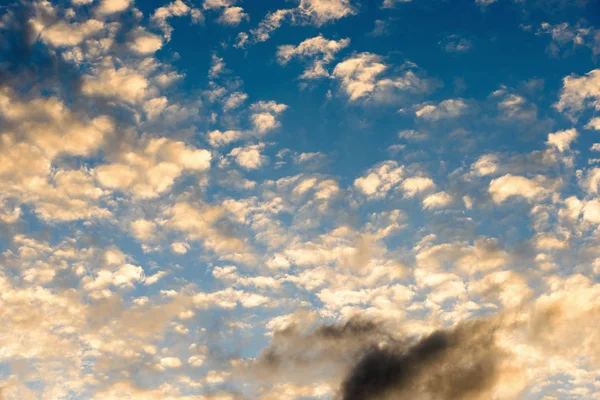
1;0;600;399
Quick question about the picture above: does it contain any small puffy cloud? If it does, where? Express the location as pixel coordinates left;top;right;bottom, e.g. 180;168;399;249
583;199;600;223
382;0;411;8
580;167;600;194
555;69;600;116
159;357;182;369
402;177;435;197
96;138;211;198
207;129;243;147
496;92;538;122
33;19;104;48
489;174;547;203
354;161;404;198
277;35;350;79
96;0;132;16
128;28;163;54
546;128;577;152
208;54;227;78
229;144;267;170
188;355;205;367
242;0;355;45
84;263;145;292
165;202;247;255
152;0;204;41
250;101;288;134
297;0;356;26
585;117;600;130
471;154;500;176
267;253;291;270
422;192;453;209
223;92;248;111
130;219;156;241
332;53;431;103
415;98;468;120
217;6;249;25
536;22;599;58
171;242;190;254
440;35;473;53
81;65;149;104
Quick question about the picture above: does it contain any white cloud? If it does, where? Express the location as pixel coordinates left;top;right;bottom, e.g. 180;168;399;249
208;54;227;78
402;177;435;197
585;117;600;130
217;6;249;25
555;69;600;116
207;129;244;147
277;35;350;79
241;0;355;45
159;357;182;369
382;0;411;8
96;0;132;16
440;35;473;53
489;174;547;203
354;161;404;198
332;53;430;102
95;138;211;198
151;0;204;41
583;199;600;223
81;65;149;104
229;144;267;170
131;219;157;241
250;101;288;134
171;242;190;254
128;28;163;54
471;154;500;176
422;192;453;209
223;91;248;111
546;128;577;152
415;98;468;120
33;19;104;48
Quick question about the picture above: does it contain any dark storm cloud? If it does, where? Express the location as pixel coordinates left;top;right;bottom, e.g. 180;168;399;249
340;319;501;400
246;314;504;400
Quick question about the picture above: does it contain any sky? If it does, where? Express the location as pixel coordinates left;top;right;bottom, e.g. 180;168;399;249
1;0;600;398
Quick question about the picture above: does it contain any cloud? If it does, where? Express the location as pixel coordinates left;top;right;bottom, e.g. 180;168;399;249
151;0;204;41
96;0;132;16
81;64;150;104
536;21;600;58
277;35;350;79
341;320;500;400
223;91;248;111
333;53;432;103
488;174;547;203
130;219;157;241
546;128;577;152
95;138;211;198
229;144;268;170
422;192;453;209
401;177;435;198
415;99;468;120
250;101;288;134
32;19;104;48
440;35;473;53
238;0;356;45
207;129;244;147
127;28;163;54
555;69;600;117
585;116;600;130
217;6;249;25
354;161;404;198
382;0;412;8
